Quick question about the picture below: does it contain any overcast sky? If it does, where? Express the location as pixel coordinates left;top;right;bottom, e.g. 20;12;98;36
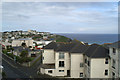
2;2;118;34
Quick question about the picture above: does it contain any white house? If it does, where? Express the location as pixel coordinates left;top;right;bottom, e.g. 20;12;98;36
70;43;88;78
12;38;34;48
84;44;110;78
40;41;120;78
109;41;120;78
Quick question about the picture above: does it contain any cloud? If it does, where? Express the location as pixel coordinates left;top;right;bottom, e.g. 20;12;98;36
2;2;118;34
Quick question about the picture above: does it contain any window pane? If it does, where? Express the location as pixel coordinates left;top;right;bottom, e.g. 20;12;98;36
105;58;108;64
59;52;64;59
48;70;52;73
59;61;64;67
80;73;83;77
112;59;116;69
113;48;116;54
105;70;108;76
80;63;84;67
59;70;64;72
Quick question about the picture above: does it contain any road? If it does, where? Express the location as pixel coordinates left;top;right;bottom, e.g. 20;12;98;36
2;53;50;79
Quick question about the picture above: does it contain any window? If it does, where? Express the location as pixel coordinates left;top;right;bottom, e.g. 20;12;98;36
105;70;108;76
85;59;87;63
105;58;108;64
88;61;90;66
59;52;64;59
112;72;115;78
59;70;64;72
48;70;52;73
80;73;83;77
112;59;116;69
59;61;64;67
80;63;84;67
113;48;116;54
42;57;44;60
88;68;90;74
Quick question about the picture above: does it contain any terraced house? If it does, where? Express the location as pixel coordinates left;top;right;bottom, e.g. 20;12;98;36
40;41;120;78
109;41;120;78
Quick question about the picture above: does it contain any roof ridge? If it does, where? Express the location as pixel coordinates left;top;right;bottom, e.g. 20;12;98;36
90;46;100;58
83;45;90;54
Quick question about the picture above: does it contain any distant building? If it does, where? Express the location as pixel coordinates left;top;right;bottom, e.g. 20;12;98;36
12;38;34;48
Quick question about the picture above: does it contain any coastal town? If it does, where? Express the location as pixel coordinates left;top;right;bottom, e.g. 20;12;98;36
0;30;120;79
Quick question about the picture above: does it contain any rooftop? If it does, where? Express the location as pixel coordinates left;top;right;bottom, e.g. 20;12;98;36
85;44;109;58
109;41;120;49
16;38;33;40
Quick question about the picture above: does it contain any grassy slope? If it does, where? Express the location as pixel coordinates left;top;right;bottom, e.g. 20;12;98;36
56;35;72;42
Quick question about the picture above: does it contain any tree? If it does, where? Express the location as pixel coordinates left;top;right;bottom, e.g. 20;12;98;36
20;50;28;58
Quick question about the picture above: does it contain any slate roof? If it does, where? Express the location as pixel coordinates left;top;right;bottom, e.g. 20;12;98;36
13;46;31;52
109;41;120;49
43;42;58;50
85;44;109;58
70;43;89;53
55;43;77;52
17;38;32;40
44;41;109;58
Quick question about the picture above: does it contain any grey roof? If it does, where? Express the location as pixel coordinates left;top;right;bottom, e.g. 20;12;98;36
43;42;58;50
70;43;89;53
85;44;109;58
17;38;32;40
44;41;109;58
13;46;31;52
55;43;77;52
109;41;120;49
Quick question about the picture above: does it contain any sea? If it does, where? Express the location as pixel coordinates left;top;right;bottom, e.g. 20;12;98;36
55;33;119;45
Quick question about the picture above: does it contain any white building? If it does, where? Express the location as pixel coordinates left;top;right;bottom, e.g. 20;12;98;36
33;40;52;49
84;44;110;78
109;41;120;78
40;41;120;78
12;38;34;48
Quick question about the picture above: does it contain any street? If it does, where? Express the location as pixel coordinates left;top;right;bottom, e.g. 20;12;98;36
2;54;50;79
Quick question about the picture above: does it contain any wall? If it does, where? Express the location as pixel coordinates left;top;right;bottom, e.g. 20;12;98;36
71;53;84;78
43;49;55;64
12;40;33;48
109;47;119;78
55;52;70;76
90;58;110;78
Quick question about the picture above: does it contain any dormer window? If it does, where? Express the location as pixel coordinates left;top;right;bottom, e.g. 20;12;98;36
113;48;116;54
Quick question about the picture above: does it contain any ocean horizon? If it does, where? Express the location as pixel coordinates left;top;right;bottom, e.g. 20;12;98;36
55;33;118;44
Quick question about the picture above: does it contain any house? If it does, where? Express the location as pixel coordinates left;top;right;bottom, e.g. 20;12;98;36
70;43;88;78
21;31;29;35
12;38;34;48
84;44;110;78
40;41;86;77
109;41;120;78
0;42;11;49
13;46;31;57
40;41;113;78
33;40;52;49
29;49;41;57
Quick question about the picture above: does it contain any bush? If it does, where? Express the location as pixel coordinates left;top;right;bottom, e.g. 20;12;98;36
7;53;14;59
20;50;28;57
17;57;32;63
2;72;6;78
2;49;7;54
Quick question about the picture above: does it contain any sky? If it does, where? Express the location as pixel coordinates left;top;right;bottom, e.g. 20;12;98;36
2;2;118;34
